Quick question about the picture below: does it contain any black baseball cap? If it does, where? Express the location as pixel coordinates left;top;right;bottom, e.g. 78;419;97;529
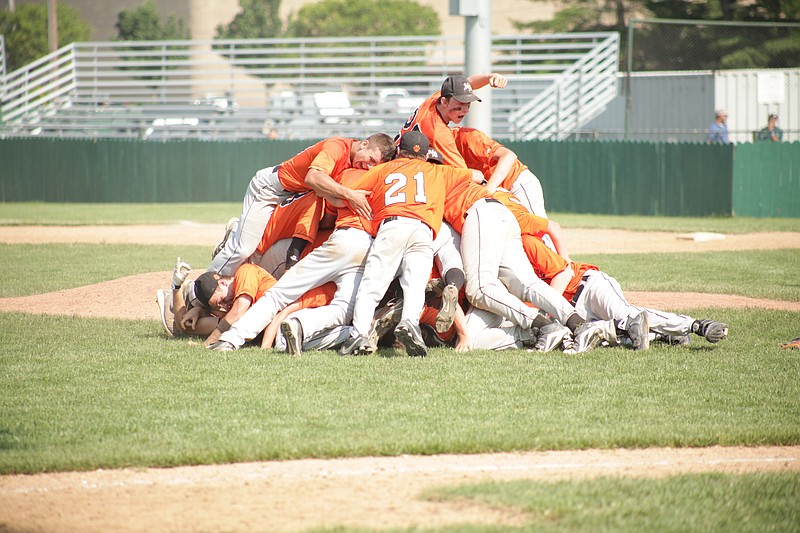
441;75;481;103
399;130;430;155
769;113;778;119
194;271;221;308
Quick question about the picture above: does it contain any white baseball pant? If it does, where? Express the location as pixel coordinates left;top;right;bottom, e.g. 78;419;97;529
350;216;434;336
431;221;463;280
209;165;289;276
249;237;292;279
509;168;547;218
464;306;537;350
573;270;696;336
462;198;577;330
220;227;372;348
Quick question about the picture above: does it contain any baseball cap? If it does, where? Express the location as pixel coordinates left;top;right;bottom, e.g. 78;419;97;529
399;130;430;155
769;113;778;119
426;148;444;164
193;271;221;308
441;75;481;103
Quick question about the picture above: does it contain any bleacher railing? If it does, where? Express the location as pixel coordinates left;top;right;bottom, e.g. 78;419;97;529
508;33;619;140
0;33;618;141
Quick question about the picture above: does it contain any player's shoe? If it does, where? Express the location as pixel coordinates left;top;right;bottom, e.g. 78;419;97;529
212;217;239;259
573;321;604;353
207;340;236;352
692;319;728;343
394;319;428;357
627;310;650;351
780;337;800;350
156;289;175;337
368;297;404;348
435;283;459;333
280;318;304;356
339;334;375;356
424;277;445;297
533;322;571;353
420;323;447;348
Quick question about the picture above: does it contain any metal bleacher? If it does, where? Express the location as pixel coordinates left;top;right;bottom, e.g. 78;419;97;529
0;33;619;141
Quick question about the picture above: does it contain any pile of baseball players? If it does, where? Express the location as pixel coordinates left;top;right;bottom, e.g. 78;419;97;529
157;73;729;356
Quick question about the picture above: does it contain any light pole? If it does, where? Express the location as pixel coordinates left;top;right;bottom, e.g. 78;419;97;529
450;0;492;136
48;0;59;53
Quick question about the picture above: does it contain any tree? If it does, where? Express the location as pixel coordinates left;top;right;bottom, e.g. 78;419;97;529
0;3;91;71
115;0;190;41
215;0;283;39
512;0;800;70
285;0;440;38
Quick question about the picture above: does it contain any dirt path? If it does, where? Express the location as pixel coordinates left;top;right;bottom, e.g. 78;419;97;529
2;225;799;533
2;446;799;533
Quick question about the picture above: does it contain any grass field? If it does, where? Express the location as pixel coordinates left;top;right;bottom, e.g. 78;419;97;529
1;206;799;532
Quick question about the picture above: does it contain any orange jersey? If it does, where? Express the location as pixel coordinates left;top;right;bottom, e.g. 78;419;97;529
296;281;337;309
256;191;323;254
277;137;355;193
441;179;494;235
452;127;527;189
492;189;548;236
232;263;277;302
396;93;468;168
521;234;598;302
331;168;372;233
348;157;473;237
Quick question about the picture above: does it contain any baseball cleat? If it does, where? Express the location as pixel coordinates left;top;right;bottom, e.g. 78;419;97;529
280;318;304;356
212;217;239;259
394;319;428;357
156;289;175;337
627;310;650;351
692;319;728;344
573;321;604;353
435;283;458;333
207;340;236;352
533;322;571;353
368;297;404;347
424;277;445;297
339;334;375;356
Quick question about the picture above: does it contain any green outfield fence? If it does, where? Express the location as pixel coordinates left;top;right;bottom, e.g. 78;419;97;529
0;138;797;217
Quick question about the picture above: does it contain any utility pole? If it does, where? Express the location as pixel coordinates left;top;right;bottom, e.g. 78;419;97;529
48;0;59;53
450;0;492;136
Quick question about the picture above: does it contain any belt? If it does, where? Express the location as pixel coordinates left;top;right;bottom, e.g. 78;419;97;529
382;216;399;224
464;197;502;219
570;273;592;305
272;164;281;173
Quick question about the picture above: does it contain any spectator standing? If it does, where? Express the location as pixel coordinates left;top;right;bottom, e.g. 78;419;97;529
707;109;730;144
756;113;783;142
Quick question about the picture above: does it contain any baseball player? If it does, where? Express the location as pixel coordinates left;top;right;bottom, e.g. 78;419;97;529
522;233;730;351
188;263;278;347
207;168;377;352
439;160;588;342
209;133;396;277
396;73;507;168
339;131;478;357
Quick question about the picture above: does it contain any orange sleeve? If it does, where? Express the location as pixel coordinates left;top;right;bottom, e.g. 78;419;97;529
522;234;569;283
232;264;277;302
278;138;353;192
452;127;496;175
